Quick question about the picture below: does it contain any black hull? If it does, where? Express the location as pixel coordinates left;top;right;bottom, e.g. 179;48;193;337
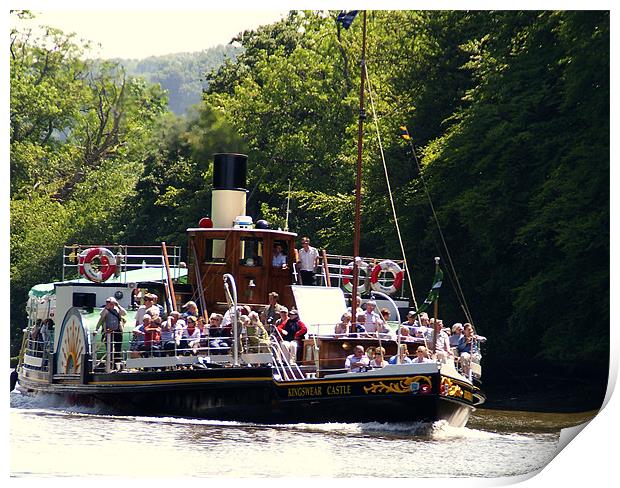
16;367;483;427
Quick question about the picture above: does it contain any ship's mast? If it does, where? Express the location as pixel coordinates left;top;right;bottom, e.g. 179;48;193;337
351;10;367;331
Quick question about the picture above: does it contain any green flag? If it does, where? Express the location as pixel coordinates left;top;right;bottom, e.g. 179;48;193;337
413;269;443;315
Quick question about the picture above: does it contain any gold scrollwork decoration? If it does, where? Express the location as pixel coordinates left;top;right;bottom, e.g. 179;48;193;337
363;375;432;394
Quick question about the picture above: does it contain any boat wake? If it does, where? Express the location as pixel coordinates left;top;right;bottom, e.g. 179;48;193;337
10;389;116;416
12;390;520;442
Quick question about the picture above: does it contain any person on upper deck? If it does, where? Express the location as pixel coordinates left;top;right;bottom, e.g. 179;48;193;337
142;315;162;357
129;317;146;359
245;311;268;353
345;345;370;372
369;347;388;368
389;344;413;365
380;308;391;323
182;301;199;321
412;346;433;363
399;325;417;342
414;312;431;338
352;312;366;334
222;305;248;328
274;307;288;329
362;300;390;337
347;295;363;315
131;288;142;310
207;313;229;352
39;319;53;351
457;323;483;377
96;297;126;366
261;291;287;334
297;237;319;286
450;323;464;348
401;311;418;331
29;320;42;351
173;316;186;350
151;293;165;319
334;311;352;336
179;315;201;355
135;294;154;326
429;318;452;362
161;311;180;356
277;308;307;364
272;243;288;268
196;317;209;348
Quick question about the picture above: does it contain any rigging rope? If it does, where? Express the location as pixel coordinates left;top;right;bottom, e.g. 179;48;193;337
364;65;419;312
404;132;475;326
364;65;475;327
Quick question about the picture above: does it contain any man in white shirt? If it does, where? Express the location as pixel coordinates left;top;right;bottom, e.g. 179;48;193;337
134;294;155;326
345;345;370;372
297;236;319;285
362;300;391;337
429;318;452;362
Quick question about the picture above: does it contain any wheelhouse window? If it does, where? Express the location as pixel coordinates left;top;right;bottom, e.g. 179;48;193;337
203;239;227;264
240;237;263;267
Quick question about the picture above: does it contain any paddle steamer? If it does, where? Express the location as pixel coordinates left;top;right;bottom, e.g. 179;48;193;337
14;11;485;426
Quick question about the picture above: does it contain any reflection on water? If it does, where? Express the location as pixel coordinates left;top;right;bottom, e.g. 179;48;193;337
10;391;594;478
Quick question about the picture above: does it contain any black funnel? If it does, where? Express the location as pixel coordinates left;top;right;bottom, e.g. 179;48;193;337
213;153;247;191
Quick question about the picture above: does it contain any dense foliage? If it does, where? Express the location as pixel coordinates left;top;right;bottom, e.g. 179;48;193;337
10;11;609;371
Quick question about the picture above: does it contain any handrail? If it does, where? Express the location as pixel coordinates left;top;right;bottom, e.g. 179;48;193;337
62;244;183;282
269;329;303;380
161;242;177;312
223;274;240;366
190;239;209;321
319;253;409;299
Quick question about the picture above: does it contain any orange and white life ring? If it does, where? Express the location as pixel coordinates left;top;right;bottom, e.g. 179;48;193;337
370;260;404;295
342;261;369;294
78;247;117;283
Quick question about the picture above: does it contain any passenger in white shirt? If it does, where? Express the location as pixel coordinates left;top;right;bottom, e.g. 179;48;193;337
429;318;452;362
297;237;319;285
345;345;370;372
363;300;391;337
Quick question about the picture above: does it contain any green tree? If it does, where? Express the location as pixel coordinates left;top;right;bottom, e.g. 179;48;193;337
10;17;168;355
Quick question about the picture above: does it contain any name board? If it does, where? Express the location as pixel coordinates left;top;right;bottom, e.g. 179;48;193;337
287;384;352;397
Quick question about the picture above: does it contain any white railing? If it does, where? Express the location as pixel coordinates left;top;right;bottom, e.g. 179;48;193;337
269;329;303;381
314;253;409;300
62;244;183;282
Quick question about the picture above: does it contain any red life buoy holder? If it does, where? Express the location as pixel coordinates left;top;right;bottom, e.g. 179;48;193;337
370;260;404;295
78;247;117;283
342;261;369;294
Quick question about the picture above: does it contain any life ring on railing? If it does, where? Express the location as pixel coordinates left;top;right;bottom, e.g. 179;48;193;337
370;260;404;295
342;261;369;294
78;247;117;283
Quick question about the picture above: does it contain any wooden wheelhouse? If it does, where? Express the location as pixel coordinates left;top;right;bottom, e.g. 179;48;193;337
187;227;298;313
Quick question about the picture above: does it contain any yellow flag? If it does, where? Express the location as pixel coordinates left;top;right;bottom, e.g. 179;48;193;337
399;126;411;140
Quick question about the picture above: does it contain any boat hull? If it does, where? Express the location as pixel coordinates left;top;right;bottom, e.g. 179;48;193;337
16;364;483;427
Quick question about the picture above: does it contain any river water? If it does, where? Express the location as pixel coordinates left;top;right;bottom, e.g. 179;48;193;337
9;389;598;479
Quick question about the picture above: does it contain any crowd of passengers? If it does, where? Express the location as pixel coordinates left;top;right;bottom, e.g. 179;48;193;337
338;298;485;377
96;288;483;377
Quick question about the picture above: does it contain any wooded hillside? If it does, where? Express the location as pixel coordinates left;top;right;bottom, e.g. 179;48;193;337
10;11;609;373
116;46;240;114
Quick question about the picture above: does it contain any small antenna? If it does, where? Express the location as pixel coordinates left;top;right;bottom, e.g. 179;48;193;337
285;179;292;231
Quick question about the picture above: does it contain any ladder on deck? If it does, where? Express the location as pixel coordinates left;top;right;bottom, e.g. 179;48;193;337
269;334;304;381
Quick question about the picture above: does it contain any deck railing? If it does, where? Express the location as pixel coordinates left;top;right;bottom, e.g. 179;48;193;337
315;253;409;300
61;244;183;282
19;329;53;373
